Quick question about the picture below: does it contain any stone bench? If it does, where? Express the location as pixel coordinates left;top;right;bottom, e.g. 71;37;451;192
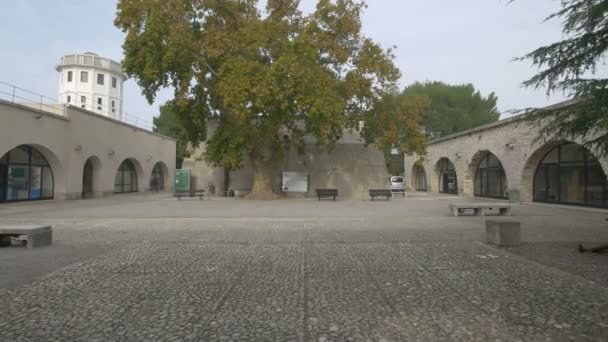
485;220;521;246
0;225;52;249
449;203;512;217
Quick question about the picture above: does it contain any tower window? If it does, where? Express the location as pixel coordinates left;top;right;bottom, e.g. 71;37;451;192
81;96;86;108
67;71;73;82
81;71;88;83
97;74;105;85
67;95;71;103
112;77;117;88
97;98;103;110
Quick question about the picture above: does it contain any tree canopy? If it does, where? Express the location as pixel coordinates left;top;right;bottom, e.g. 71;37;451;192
115;0;426;197
153;102;190;160
518;0;608;155
401;81;500;140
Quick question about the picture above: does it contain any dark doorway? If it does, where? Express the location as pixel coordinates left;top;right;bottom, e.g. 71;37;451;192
414;165;427;191
82;159;94;199
438;158;458;195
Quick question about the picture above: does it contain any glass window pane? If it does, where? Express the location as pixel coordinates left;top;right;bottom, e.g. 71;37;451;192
7;166;29;200
546;165;560;202
131;172;138;192
587;163;606;207
561;143;585;163
9;146;29;164
31;148;48;166
474;169;483;196
487;154;500;168
114;169;122;192
486;168;503;198
478;156;488;169
0;165;6;201
542;148;559;164
560;164;585;204
42;167;53;198
30;166;42;199
123;170;132;186
534;166;547;201
535;165;559;202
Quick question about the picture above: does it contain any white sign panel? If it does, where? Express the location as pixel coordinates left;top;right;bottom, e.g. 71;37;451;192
282;172;308;192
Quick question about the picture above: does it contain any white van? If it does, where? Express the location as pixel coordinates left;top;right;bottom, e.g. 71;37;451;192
389;176;405;195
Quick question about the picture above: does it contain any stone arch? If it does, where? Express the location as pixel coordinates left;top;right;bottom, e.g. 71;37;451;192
522;140;608;207
465;150;509;199
521;141;567;203
113;158;144;193
411;162;428;192
0;144;65;202
149;161;170;191
434;157;458;195
82;156;103;199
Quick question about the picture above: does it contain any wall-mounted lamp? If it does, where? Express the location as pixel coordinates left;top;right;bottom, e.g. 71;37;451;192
505;142;515;150
108;149;115;157
34;114;43;120
455;153;462;158
145;155;152;162
74;144;82;152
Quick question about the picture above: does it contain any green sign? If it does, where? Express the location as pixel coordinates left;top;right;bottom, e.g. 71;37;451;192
175;169;191;192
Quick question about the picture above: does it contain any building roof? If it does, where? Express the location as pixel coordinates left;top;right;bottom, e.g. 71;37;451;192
427;99;577;145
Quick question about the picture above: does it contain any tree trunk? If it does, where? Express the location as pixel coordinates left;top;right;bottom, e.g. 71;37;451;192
249;157;279;200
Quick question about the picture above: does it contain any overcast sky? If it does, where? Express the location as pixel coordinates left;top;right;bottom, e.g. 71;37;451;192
0;0;566;124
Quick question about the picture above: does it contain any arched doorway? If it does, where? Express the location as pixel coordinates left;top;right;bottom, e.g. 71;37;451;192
149;162;165;191
0;145;54;202
414;164;427;192
474;152;508;199
82;159;94;198
437;158;458;194
82;156;101;199
114;159;138;194
534;143;607;208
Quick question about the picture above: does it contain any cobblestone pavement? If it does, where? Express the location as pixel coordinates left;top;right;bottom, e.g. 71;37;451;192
0;193;607;341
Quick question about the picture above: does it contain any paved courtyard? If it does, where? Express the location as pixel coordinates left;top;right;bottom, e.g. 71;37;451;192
0;193;607;341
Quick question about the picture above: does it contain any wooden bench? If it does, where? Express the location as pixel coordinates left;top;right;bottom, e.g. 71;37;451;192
316;189;338;201
369;189;392;201
174;189;205;200
0;225;52;249
449;203;512;217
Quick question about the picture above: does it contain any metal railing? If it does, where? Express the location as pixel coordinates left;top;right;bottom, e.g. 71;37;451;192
0;81;65;116
0;81;155;132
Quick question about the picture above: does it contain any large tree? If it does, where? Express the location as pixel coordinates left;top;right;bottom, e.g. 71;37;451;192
402;81;500;140
115;0;426;198
519;0;608;155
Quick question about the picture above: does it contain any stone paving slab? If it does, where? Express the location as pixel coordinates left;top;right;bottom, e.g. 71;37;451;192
1;196;608;341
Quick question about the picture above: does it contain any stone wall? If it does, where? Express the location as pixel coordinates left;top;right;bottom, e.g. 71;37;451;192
404;113;608;204
183;131;389;199
0;100;176;200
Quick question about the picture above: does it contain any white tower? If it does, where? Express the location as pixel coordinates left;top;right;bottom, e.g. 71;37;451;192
56;52;126;119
